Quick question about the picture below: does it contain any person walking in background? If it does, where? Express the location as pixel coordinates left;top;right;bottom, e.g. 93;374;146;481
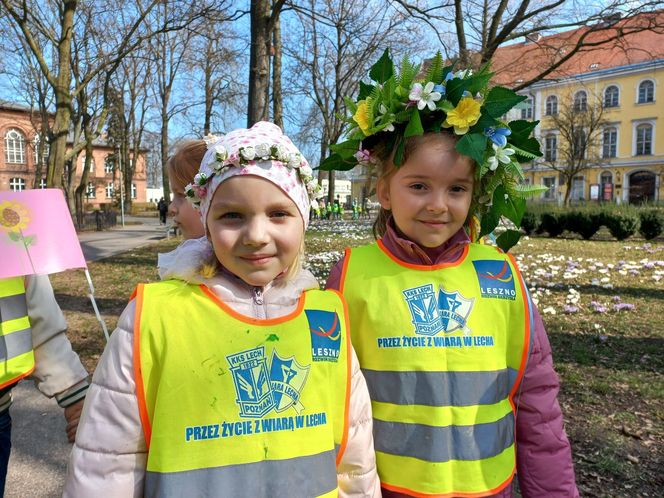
157;197;168;225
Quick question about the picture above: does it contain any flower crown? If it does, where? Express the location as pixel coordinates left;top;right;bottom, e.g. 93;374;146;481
185;142;320;208
320;49;546;251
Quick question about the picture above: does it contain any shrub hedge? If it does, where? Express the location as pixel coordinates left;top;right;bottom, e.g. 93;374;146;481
519;204;663;241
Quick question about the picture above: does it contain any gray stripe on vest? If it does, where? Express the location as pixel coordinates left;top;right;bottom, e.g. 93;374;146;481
0;328;32;362
0;293;28;323
374;411;514;463
145;449;337;498
362;369;516;407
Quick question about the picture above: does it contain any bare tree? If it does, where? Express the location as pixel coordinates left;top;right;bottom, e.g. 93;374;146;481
0;0;212;203
390;0;664;90
543;90;607;206
287;0;413;203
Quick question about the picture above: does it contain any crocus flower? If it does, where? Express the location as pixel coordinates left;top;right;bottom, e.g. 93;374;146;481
484;127;512;147
409;82;442;111
443;97;481;134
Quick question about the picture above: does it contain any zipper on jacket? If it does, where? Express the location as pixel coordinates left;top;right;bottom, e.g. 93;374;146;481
252;287;267;319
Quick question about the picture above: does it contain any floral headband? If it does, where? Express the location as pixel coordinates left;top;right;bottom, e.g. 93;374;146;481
184;122;319;230
320;49;546;251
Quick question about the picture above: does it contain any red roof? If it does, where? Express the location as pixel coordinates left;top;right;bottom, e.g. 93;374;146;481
491;10;664;87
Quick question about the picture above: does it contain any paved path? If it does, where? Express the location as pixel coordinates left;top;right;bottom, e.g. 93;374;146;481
5;216;168;498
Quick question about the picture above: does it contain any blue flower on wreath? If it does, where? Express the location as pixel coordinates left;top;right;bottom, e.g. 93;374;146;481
433;84;446;97
484;126;512;147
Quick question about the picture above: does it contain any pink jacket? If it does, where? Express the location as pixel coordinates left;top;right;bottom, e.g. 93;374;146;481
326;219;578;498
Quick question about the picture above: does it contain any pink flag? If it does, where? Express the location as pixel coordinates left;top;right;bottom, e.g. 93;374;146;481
0;189;87;278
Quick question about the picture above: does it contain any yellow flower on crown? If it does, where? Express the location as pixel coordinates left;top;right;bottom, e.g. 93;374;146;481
0;201;30;232
443;97;482;135
353;100;371;135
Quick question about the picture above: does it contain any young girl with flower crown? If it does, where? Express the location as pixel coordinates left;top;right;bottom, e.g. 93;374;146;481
64;121;380;497
323;50;578;498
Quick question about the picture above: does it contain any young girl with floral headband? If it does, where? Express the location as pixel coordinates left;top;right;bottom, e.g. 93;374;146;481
323;50;578;497
65;121;380;497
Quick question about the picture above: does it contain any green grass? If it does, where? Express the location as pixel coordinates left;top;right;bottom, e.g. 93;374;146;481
51;220;663;497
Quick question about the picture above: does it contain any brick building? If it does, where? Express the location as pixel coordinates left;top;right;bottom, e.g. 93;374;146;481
0;101;148;208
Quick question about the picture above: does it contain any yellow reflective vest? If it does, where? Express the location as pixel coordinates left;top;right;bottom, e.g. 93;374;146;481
0;277;35;389
134;280;351;497
341;241;532;497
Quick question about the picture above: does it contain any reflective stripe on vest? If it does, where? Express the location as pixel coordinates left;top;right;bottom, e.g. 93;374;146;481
0;277;35;388
145;450;337;498
135;281;350;498
342;241;531;497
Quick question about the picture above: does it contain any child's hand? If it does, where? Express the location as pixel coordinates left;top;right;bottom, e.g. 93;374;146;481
64;399;85;443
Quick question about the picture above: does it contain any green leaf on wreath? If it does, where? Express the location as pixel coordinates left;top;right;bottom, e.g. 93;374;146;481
358;82;374;101
493;185;526;226
496;229;522;253
507;119;539;144
330;139;361;159
444;78;468;106
483;87;526;118
370;49;394;84
455;133;487;165
319;153;357;171
404;109;424;138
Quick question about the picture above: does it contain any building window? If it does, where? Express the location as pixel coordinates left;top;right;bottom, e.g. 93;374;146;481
86;182;96;198
131;184;137;199
602;127;617;158
638;80;654;103
520;97;533;119
544;134;557;162
106;182;114;198
9;177;26;191
82;155;95;173
33;135;49;165
572;129;587;159
542;176;556;200
38;178;47;189
600;171;612;185
5;129;26;164
604;85;619;108
570;176;585;200
573;90;587;112
545;95;558;116
104;157;114;174
636;124;653;155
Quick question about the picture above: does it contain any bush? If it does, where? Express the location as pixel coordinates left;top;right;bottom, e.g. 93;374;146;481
565;210;603;240
605;212;639;241
638;210;664;240
539;212;565;237
521;211;540;235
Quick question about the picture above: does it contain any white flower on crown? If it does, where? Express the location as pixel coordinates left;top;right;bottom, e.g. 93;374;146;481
255;143;271;160
275;145;289;162
287;153;301;169
214;144;228;162
203;133;219;147
240;146;256;161
300;164;313;178
194;172;208;185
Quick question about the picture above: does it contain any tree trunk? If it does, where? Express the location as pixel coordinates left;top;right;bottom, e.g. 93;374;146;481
272;11;283;128
161;101;170;201
248;0;271;126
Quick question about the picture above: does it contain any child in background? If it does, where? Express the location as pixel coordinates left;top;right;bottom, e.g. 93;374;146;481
166;140;208;240
323;51;578;497
158;140;208;281
65;122;379;497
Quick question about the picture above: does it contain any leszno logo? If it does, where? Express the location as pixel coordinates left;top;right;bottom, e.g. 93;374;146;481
473;260;517;300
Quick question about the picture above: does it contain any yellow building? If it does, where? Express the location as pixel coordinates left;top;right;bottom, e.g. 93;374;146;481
493;11;664;204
